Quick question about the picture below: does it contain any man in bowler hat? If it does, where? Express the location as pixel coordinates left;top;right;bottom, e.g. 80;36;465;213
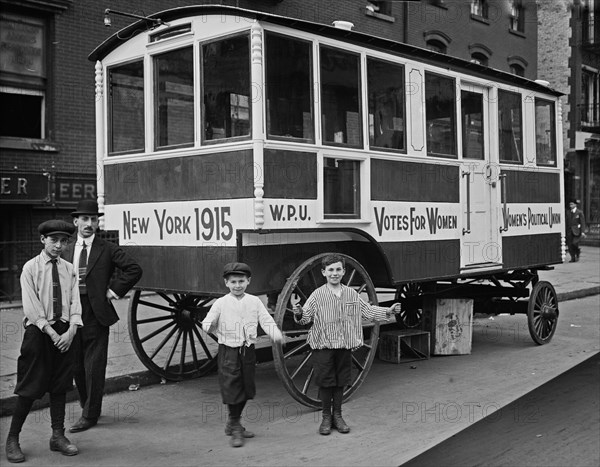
63;200;142;432
566;199;587;262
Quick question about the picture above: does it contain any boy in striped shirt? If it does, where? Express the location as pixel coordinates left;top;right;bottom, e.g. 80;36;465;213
293;253;400;435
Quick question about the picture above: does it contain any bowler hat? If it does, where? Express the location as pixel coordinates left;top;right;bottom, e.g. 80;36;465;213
223;262;252;278
71;199;104;217
38;219;76;237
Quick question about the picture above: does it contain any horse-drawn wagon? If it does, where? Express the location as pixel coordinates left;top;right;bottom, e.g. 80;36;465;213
89;5;564;408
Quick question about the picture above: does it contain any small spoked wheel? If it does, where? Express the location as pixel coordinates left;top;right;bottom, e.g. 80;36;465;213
128;290;219;381
527;281;559;345
272;253;380;408
394;282;424;329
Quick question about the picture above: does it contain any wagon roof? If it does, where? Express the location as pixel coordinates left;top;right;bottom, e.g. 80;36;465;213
89;4;562;97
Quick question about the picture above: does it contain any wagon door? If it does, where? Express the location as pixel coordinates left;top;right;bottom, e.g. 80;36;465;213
460;84;501;268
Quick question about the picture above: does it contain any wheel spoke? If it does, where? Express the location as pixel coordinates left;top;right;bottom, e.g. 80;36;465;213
138;299;178;314
135;315;173;325
187;328;200;370
179;330;188;374
284;341;310;359
149;324;179;360
163;329;183;371
290;352;313;379
351;354;365;372
346;269;356;287
191;324;214;361
140;320;176;344
302;368;314;394
156;292;176;306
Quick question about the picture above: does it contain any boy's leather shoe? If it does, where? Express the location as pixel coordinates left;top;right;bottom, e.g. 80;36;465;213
49;429;78;456
319;414;332;435
230;426;245;448
332;413;350;433
5;435;25;463
69;417;97;433
224;421;254;438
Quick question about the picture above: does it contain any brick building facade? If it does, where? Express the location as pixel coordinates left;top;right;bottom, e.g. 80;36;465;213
0;0;540;300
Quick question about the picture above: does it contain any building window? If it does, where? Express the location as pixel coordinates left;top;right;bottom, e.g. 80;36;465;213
202;34;250;142
108;60;145;155
424;30;451;54
510;0;525;33
154;47;194;150
0;13;47;140
366;1;392;16
498;90;523;163
265;33;314;142
510;64;525;77
367;58;405;151
323;158;360;219
470;52;488;66
425;72;456;158
535;98;556;167
580;68;600;127
426;40;447;54
582;0;599;45
320;46;362;148
471;0;489;18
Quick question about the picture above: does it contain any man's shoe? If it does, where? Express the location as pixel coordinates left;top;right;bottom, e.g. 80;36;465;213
5;435;25;463
224;421;254;438
69;417;97;433
332;413;350;433
319;414;332;435
49;429;78;456
230;425;244;448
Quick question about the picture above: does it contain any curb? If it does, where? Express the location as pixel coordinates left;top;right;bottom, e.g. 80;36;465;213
1;288;598;418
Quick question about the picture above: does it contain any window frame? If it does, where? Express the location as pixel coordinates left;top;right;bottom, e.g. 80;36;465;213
425;71;457;159
534;97;557;167
497;89;524;165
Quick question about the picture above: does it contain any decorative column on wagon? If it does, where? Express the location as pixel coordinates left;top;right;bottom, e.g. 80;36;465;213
251;20;266;230
95;60;106;230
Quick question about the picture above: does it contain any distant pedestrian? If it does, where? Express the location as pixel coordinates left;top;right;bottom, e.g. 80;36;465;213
63;200;142;433
201;262;284;448
566;199;587;262
292;253;401;435
5;220;82;463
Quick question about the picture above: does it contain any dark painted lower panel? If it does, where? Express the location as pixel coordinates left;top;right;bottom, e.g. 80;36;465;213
379;240;461;283
124;246;238;295
502;234;562;269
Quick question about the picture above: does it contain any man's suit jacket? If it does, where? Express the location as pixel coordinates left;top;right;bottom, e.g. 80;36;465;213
64;236;142;327
566;209;587;237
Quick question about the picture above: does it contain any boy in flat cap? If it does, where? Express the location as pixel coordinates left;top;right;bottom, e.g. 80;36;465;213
201;262;284;448
5;220;82;463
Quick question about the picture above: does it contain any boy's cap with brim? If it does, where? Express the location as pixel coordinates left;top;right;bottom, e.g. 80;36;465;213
223;262;252;277
38;220;76;237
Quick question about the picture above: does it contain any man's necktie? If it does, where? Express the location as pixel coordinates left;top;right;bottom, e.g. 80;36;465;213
79;241;87;294
51;258;62;321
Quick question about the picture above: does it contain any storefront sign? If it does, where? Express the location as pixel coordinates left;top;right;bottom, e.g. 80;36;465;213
55;177;96;203
0;172;49;203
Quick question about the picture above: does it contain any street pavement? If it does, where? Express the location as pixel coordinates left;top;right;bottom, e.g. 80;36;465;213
0;247;598;465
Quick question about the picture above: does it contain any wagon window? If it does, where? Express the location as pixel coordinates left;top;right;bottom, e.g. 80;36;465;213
154;46;194;150
461;90;484;160
265;33;314;142
323;157;360;219
202;34;250;142
320;46;362;148
498;90;523;163
425;73;457;157
534;98;556;167
367;58;405;151
108;60;145;155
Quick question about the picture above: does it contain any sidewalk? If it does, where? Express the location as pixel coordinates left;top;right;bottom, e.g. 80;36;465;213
1;247;599;417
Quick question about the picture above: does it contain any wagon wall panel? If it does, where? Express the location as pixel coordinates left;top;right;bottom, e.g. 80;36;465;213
501;233;562;269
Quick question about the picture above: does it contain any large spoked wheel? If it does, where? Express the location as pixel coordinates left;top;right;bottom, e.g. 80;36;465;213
128;290;219;381
527;281;559;345
272;253;380;408
394;282;424;329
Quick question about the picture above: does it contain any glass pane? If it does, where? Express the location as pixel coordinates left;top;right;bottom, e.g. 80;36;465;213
0;92;42;138
324;158;360;219
498;90;523;163
266;33;313;141
202;34;250;142
425;73;456;157
320;46;362;147
535;98;556;166
155;47;194;149
461;90;484;160
367;58;405;151
109;61;144;154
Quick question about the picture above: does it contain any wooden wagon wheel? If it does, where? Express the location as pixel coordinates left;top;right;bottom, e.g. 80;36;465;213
394;282;424;329
272;253;380;408
128;290;219;381
527;281;559;345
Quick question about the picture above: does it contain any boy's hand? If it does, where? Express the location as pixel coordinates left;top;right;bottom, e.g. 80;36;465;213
292;304;303;317
272;328;286;345
386;303;402;318
55;332;74;353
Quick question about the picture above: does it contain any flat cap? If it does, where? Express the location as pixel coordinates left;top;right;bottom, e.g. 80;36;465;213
38;219;76;237
223;262;252;278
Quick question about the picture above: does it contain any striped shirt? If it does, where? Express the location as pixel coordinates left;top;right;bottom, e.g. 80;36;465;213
295;284;389;350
